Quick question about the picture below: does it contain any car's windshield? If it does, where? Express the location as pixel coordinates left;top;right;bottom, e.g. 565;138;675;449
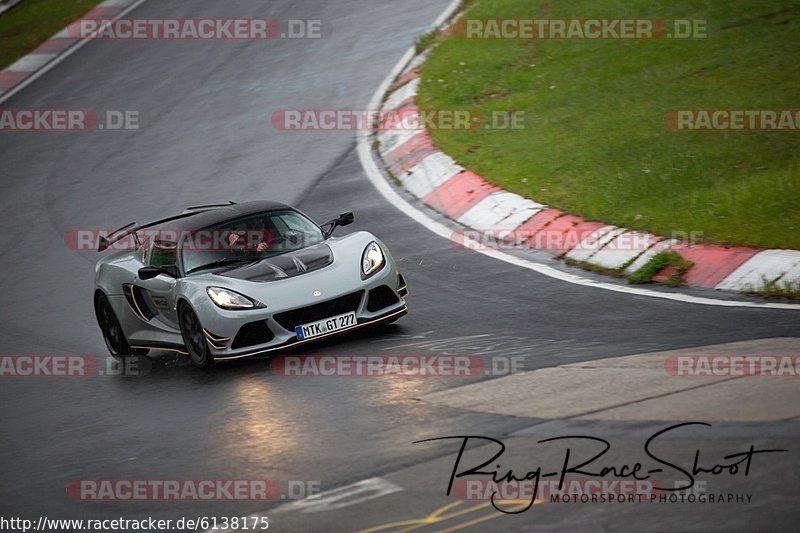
182;209;324;275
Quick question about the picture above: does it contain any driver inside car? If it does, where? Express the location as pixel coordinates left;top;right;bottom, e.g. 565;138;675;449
225;218;277;252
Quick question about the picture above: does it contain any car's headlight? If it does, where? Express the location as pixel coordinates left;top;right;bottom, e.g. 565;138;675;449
206;287;256;309
361;241;385;277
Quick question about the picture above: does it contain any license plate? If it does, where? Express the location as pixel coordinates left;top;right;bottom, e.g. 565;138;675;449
295;311;357;340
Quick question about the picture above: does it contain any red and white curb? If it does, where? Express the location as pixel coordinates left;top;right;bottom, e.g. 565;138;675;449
373;50;800;297
0;0;142;102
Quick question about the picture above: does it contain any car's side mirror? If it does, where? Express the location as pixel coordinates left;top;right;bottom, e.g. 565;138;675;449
138;266;173;280
322;211;355;237
337;212;355;227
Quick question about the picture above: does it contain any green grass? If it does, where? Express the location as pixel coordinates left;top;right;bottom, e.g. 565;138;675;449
747;277;800;300
628;251;693;285
415;1;480;54
417;0;800;249
415;28;440;55
0;0;104;70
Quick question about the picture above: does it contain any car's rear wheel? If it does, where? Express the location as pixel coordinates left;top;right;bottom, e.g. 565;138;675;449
95;293;147;358
178;303;214;369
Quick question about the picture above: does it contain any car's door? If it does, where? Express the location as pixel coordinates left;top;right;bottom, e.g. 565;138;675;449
132;237;181;331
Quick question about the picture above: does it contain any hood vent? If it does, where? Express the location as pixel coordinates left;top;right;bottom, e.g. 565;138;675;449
219;244;334;282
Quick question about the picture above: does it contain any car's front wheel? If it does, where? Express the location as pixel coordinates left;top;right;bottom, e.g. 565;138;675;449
178;303;214;369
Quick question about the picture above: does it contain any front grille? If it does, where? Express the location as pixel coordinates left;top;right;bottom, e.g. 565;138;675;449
367;285;400;312
232;321;276;349
273;291;364;331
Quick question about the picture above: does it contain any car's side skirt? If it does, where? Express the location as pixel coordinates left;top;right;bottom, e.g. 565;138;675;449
129;343;189;355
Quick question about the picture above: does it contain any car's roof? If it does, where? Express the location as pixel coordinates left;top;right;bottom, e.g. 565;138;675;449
101;201;303;252
167;200;296;230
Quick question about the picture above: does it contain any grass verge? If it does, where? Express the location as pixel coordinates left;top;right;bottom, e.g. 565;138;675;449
0;0;104;70
416;0;800;249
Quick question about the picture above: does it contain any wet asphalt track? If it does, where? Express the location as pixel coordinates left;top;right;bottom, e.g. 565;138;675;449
0;0;798;531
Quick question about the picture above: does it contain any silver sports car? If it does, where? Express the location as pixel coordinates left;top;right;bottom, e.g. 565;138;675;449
93;201;408;368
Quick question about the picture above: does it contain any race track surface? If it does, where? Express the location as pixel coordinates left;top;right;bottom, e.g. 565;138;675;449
1;1;797;531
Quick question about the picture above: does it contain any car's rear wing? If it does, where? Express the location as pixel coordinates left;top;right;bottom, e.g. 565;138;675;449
183;201;237;212
97;222;136;252
97;201;237;252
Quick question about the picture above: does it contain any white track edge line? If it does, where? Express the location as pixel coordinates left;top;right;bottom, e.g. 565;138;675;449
0;0;150;105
